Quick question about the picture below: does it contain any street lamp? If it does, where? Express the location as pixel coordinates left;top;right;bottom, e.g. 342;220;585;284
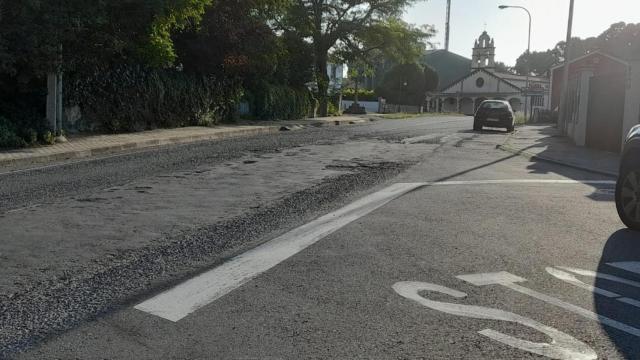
499;5;531;122
400;81;408;112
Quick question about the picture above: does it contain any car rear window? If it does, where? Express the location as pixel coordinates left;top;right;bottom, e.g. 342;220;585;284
481;102;509;109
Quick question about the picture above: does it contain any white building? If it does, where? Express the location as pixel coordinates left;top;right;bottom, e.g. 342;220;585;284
327;63;348;91
429;31;550;115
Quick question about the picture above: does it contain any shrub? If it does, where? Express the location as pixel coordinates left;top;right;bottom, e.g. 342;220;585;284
0;116;26;148
248;83;314;120
376;63;426;106
0;93;50;149
327;100;340;116
341;88;378;102
67;65;242;133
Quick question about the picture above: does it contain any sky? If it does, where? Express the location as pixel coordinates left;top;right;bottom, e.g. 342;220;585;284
403;0;640;66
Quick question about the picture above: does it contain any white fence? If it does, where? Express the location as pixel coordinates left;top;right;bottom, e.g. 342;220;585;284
341;100;379;113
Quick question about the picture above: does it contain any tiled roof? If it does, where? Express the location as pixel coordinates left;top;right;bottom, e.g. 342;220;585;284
494;72;549;82
440;68;523;93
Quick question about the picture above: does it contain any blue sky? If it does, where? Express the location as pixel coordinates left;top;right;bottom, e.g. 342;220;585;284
403;0;640;65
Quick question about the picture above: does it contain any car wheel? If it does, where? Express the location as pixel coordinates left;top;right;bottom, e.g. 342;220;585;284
473;121;482;131
507;125;514;132
616;165;640;230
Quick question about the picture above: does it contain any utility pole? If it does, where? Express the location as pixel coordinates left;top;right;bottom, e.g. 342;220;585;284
558;0;575;135
445;0;451;51
47;0;66;140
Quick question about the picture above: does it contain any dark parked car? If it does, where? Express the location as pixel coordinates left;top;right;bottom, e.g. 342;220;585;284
473;100;515;132
615;124;640;230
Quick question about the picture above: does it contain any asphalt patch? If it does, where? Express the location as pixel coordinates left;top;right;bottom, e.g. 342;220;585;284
0;160;413;357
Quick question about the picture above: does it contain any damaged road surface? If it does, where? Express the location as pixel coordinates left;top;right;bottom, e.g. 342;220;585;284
7;116;632;360
0;116;477;357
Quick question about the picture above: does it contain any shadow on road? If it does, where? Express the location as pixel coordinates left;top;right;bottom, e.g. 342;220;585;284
501;123;619;201
519;124;619;179
437;124;617;203
595;229;640;358
458;128;511;135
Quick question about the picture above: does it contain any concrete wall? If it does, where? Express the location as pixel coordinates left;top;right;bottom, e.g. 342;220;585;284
460;98;474;115
572;70;594;146
564;61;639;152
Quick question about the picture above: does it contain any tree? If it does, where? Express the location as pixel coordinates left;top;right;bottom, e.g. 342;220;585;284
346;60;374;107
596;22;640;60
175;0;283;79
376;63;425;106
494;61;512;73
174;0;313;90
283;0;426;116
514;50;558;76
0;0;219;81
514;22;640;77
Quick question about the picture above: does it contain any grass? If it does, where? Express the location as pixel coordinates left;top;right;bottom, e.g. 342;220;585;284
514;114;527;126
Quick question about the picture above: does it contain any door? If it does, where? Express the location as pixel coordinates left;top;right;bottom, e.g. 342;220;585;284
586;74;625;153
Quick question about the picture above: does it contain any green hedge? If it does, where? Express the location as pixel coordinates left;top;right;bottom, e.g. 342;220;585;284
67;66;242;133
341;88;378;102
248;83;315;120
0;94;52;149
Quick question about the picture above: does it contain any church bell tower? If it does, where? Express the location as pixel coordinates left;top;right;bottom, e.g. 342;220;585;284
471;31;496;71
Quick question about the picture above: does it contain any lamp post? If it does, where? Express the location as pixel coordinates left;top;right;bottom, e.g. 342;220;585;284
402;81;408;112
499;5;531;122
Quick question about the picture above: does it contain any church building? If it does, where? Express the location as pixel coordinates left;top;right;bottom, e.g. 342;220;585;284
424;31;550;115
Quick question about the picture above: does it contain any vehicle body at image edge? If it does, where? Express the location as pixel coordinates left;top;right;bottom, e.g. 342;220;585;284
473;100;515;132
616;124;640;231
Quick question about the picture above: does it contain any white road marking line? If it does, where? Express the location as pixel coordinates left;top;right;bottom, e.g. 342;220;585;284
556;266;640;289
457;272;640;337
135;179;614;322
608;262;640;275
547;266;640;308
430;179;615;186
546;267;620;298
135;182;426;322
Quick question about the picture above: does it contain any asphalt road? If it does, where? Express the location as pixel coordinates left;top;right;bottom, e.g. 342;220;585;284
3;116;639;359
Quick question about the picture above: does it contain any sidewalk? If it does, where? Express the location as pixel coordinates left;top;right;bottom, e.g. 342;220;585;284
499;124;620;177
0;116;366;168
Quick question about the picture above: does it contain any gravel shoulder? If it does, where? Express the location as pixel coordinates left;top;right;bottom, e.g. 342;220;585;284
0;117;473;357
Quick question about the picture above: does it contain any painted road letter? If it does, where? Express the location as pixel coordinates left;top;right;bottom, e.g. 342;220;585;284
393;281;597;360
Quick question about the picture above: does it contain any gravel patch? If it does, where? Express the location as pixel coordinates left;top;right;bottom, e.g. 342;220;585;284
0;160;411;357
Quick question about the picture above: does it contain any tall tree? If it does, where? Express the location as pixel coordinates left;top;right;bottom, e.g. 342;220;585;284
513;22;640;77
514;50;558;76
283;0;426;116
376;63;425;106
174;0;312;88
494;61;512;74
596;22;640;60
0;0;217;80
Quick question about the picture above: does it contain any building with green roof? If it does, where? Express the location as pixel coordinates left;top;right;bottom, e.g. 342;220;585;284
421;50;472;91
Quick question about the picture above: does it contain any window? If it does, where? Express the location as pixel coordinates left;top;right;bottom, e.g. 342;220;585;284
531;96;544;107
476;77;485;88
481;101;508;109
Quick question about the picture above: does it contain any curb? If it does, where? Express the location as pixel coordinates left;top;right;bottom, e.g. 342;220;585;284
497;143;618;178
0;118;368;169
0;127;279;169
